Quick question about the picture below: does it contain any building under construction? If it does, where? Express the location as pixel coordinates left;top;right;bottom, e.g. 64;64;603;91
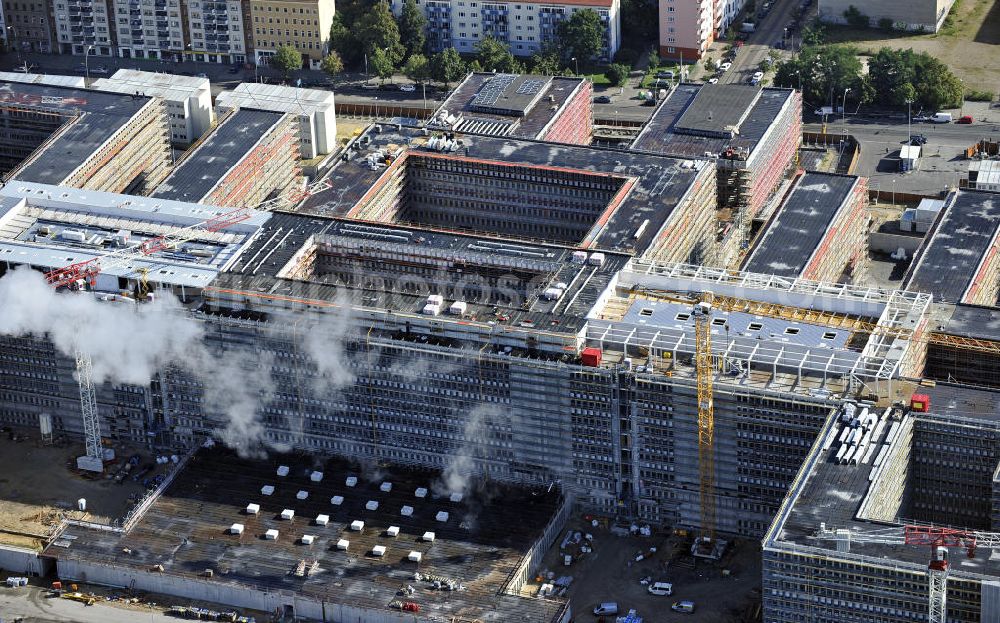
631;83;802;267
0;79;171;194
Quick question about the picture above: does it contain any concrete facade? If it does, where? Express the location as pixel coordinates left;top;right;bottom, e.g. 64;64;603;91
818;0;956;31
248;0;334;69
3;0;55;53
93;69;214;144
52;0;114;55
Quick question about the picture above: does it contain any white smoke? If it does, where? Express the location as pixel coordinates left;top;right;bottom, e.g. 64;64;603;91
435;403;501;498
299;301;357;395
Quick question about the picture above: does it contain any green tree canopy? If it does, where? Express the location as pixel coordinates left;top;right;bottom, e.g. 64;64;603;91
774;45;870;108
530;50;562;75
475;36;522;73
556;9;604;62
843;5;869;28
604;63;630;86
431;47;466;87
358;0;405;66
370;46;396;82
271;45;303;80
320;51;344;77
867;47;963;110
398;0;427;59
403;53;430;83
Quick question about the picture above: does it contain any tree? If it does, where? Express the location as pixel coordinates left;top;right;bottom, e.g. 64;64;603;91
556;9;604;63
878;17;895;32
843;5;869;29
475;36;522;73
531;50;562;75
320;51;344;77
604;63;630;86
866;47;963;110
398;0;427;59
329;3;363;67
271;45;303;81
431;47;466;87
358;0;405;66
801;23;826;46
913;54;963;111
403;53;430;83
370;46;395;82
773;45;870;109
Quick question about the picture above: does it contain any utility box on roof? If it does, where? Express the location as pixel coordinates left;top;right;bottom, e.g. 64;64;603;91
911;394;930;412
581;347;602;367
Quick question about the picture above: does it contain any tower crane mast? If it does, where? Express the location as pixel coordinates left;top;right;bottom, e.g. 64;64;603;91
694;292;716;541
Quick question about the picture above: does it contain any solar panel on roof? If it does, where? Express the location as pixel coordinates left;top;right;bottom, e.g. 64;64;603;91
516;79;545;95
472;74;518;108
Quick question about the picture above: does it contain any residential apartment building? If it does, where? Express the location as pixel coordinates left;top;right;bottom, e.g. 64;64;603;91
109;0;184;59
818;0;956;31
184;0;248;63
658;0;745;61
52;0;113;55
0;4;7;49
249;0;334;70
5;0;56;53
390;0;620;61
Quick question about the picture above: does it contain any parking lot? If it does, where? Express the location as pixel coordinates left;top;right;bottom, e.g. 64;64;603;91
526;517;762;622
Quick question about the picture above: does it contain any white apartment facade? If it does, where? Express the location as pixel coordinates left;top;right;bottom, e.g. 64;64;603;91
110;0;184;59
185;0;249;64
53;0;114;56
390;0;621;61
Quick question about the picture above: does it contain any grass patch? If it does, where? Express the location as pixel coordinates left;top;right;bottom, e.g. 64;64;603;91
584;71;612;86
965;89;995;102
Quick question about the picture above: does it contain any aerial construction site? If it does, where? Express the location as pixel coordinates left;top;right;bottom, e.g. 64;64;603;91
0;71;999;623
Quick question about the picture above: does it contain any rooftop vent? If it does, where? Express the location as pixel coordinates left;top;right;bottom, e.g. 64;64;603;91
265;529;279;540
346;476;358;487
387;526;400;537
281;509;295;521
245;503;260;515
408;551;422;562
422;531;436;542
229;523;244;535
449;492;463;503
310;471;324;482
380;482;393;493
337;539;350;550
315;514;330;526
401;505;414;516
436;511;450;522
277;465;290;477
300;535;315;545
415;488;428;498
372;545;387;557
366;500;380;511
350;520;365;531
331;495;344;506
261;485;275;496
297;490;309;500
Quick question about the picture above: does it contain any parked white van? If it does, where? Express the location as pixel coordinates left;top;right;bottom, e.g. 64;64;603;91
647;581;673;596
930;112;953;123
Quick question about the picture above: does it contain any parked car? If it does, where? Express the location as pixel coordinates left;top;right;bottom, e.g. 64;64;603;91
956;115;974;124
194;72;208;78
594;95;612;104
707;77;719;84
719;62;732;71
909;134;928;146
90;66;110;75
913;114;932;122
360;83;379;90
656;70;675;79
647;581;673;596
399;84;416;92
671;601;696;613
593;602;619;615
752;71;764;81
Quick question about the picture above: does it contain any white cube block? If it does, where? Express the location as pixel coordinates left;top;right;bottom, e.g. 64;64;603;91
297;490;309;500
350;520;365;531
345;476;358;487
415;487;428;498
331;496;344;506
380;482;393;492
436;511;449;522
366;500;379;511
310;471;324;482
261;485;275;496
386;526;400;537
265;529;279;540
422;531;436;542
229;523;244;535
281;509;295;521
315;514;330;526
371;545;387;557
300;534;315;545
449;492;463;503
408;551;423;562
337;539;350;550
401;505;414;516
277;465;290;477
245;503;260;515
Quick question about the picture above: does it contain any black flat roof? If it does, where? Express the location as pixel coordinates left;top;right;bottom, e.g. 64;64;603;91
905;190;1000;304
744;172;859;277
1;81;155;185
152;109;285;202
673;84;762;138
941;304;1000;342
632;84;794;159
45;448;568;622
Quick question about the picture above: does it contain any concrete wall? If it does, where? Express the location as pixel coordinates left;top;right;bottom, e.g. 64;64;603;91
0;544;52;576
818;0;955;31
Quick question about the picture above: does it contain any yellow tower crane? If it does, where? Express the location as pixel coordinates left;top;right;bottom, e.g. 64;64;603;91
693;292;716;542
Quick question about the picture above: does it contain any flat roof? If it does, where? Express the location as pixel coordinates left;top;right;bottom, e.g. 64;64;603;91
45;448;569;622
0;71;86;88
744;172;860;277
970;159;1000;187
92;69;209;101
215;82;335;115
672;84;762;138
152;108;286;202
905;190;1000;303
940;303;1000;342
432;73;585;139
1;80;156;185
631;84;794;159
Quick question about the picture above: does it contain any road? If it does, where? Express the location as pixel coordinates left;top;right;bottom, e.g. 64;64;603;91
0;585;175;623
718;0;805;85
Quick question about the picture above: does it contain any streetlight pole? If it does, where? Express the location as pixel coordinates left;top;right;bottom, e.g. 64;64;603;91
906;98;913;143
7;27;21;66
572;56;578;75
84;44;94;83
892;178;896;206
364;52;369;83
841;87;851;135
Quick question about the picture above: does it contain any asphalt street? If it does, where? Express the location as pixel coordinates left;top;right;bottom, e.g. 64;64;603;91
0;585;176;623
718;0;807;85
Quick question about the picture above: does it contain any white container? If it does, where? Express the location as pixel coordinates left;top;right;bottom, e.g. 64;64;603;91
331;495;344;505
261;485;275;496
61;229;86;242
315;514;330;526
571;251;588;264
337;539;350;550
436;511;449;522
77;498;87;511
408;551;422;562
543;287;563;301
350;520;365;531
427;294;444;305
366;500;379;511
449;492;463;503
230;523;244;535
310;471;324;482
422;303;441;316
386;525;400;537
449;301;467;315
301;534;315;545
588;252;606;266
265;529;279;540
245;503;260;515
277;465;290;477
415;487;428;498
346;476;358;487
401;505;414;516
297;490;309;500
380;482;393;492
422;531;436;542
281;509;295;521
372;545;387;557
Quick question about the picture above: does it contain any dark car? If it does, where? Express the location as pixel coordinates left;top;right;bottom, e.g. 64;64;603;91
594;95;612;104
910;134;928;146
